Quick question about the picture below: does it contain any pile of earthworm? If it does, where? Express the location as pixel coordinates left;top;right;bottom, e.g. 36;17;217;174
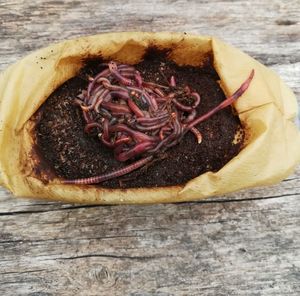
64;61;254;185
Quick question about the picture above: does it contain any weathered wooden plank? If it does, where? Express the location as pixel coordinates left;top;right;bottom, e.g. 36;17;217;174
0;0;300;295
0;195;299;295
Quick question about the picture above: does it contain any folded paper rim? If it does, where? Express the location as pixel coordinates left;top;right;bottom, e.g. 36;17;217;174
0;32;299;204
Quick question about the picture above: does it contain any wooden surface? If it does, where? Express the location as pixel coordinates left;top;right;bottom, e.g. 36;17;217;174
0;0;299;295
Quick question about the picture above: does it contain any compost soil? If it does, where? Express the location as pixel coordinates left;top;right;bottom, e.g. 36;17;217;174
35;50;244;188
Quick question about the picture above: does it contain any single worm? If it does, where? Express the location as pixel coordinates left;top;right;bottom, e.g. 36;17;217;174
101;102;131;114
172;98;194;112
134;71;143;87
190;127;202;144
94;89;110;113
127;98;144;118
84;122;102;133
115;142;154;162
87;68;110;98
109;61;134;86
187;70;254;130
170;75;176;87
63;156;153;185
135;120;168;131
109;124;158;143
190;92;201;108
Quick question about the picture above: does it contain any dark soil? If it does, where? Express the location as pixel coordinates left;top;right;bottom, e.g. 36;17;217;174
35;49;244;188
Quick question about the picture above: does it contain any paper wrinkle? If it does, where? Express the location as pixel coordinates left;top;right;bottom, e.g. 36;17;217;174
0;32;299;204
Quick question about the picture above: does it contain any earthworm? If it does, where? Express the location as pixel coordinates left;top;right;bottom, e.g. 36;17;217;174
172;98;194;112
135;121;169;131
187;70;255;130
108;61;134;86
87;68;110;98
71;61;254;184
170;75;176;87
101;102;131;114
127;98;144;118
63;156;153;184
190;92;201;108
134;71;143;87
84;122;102;133
115;141;154;162
190;127;202;144
136;114;169;123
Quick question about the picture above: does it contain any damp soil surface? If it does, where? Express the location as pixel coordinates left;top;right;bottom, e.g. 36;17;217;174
35;50;244;188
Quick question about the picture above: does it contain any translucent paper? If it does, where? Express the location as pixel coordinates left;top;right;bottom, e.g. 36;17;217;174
0;32;299;204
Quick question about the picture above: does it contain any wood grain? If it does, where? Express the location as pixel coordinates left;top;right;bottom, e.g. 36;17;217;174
0;0;300;295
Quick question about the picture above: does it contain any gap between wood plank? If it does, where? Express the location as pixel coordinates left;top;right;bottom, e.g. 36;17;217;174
43;253;173;261
0;192;299;216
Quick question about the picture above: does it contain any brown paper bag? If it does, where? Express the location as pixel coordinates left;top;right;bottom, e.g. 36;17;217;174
0;32;299;204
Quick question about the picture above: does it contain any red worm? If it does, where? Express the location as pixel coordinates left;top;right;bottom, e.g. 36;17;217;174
127;86;143;93
142;81;169;89
95;89;110;113
119;70;135;78
187;70;254;130
149;131;176;153
118;65;135;71
149;94;158;110
85;88;106;111
111;112;131;117
73;98;84;107
136;114;169;124
82;110;93;124
127;87;150;106
112;70;134;86
159;126;172;140
172;98;194;112
127;98;144;118
144;87;156;95
190;92;201;108
87;85;102;104
84;122;102;133
114;136;132;146
108;61;118;72
135;121;168;131
109;61;134;86
63;156;153;184
101;102;131;114
101;80;128;92
109;124;158;143
230;69;255;101
155;97;168;103
135;71;143;87
115;142;154;162
97;77;110;84
137;117;168;127
154;88;166;97
110;90;130;100
170;75;176;87
190;127;202;144
87;68;110;98
103;118;109;139
142;91;158;110
100;135;114;148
